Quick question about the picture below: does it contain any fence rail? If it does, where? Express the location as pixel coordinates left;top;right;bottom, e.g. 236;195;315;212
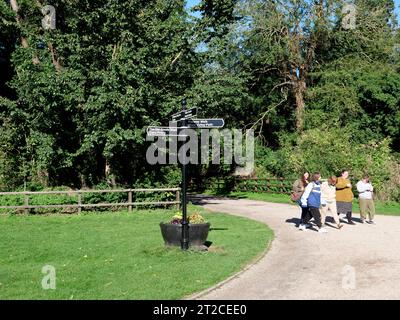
0;188;181;213
190;177;295;194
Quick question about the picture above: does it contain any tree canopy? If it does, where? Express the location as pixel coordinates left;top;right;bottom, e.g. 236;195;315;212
0;0;399;199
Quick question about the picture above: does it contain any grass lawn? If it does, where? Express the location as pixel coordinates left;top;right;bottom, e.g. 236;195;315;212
0;208;273;299
225;191;400;216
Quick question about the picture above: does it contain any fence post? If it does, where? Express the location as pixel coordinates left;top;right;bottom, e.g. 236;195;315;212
24;193;29;214
176;189;180;210
280;177;284;193
77;192;82;214
128;190;132;212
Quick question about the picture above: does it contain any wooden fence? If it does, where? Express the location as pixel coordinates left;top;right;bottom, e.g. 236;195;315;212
0;188;181;213
190;177;295;194
231;177;294;193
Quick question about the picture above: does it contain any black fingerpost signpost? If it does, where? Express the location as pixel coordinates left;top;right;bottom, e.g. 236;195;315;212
148;99;224;250
180;99;189;250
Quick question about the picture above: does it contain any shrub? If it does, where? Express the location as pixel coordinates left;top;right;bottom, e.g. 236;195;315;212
254;127;396;200
378;159;400;201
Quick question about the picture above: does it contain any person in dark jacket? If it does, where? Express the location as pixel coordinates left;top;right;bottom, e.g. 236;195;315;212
292;171;309;226
299;172;328;233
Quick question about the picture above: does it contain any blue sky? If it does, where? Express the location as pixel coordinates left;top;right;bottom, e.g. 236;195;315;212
185;0;201;17
185;0;200;10
186;0;400;23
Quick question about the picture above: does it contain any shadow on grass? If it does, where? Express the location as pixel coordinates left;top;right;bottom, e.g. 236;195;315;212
204;241;213;248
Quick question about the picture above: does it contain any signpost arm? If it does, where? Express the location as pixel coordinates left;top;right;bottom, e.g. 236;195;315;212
181;99;189;250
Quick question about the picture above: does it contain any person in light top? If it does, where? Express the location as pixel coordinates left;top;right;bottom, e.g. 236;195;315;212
321;176;343;229
299;172;328;233
356;174;376;224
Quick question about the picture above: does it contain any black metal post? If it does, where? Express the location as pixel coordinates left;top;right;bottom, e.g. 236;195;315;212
181;99;189;250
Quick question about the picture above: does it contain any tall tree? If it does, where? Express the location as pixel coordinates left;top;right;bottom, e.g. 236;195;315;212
243;0;398;135
243;0;330;132
0;0;199;188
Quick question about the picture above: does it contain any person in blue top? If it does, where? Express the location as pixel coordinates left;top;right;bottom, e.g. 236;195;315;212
299;172;328;233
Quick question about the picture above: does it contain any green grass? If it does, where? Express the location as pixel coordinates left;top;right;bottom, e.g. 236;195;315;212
225;191;400;216
0;208;273;299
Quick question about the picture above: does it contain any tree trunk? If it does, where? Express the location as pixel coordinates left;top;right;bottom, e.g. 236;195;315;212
48;42;62;72
35;0;62;71
10;0;28;49
286;0;323;132
293;78;306;131
105;161;116;188
37;169;49;187
10;0;40;64
11;0;61;70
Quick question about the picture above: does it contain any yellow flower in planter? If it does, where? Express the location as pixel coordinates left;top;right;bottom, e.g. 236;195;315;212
188;213;205;224
169;211;206;224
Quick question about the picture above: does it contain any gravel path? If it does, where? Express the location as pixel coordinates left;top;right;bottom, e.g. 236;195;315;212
188;195;400;300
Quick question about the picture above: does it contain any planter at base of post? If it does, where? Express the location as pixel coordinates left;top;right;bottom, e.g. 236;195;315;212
159;222;211;250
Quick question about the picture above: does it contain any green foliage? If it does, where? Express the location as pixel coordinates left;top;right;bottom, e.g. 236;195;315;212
254;127;396;199
307;59;400;147
0;186;76;214
0;0;399;202
81;183;128;209
0;0;200;188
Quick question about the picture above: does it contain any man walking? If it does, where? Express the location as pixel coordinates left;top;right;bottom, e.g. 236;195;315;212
356;174;376;224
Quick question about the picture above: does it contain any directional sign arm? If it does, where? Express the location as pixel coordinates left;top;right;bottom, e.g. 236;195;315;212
171;107;197;121
186;119;225;129
146;126;181;136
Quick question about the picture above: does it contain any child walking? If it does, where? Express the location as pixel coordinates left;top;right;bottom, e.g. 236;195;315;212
321;176;343;229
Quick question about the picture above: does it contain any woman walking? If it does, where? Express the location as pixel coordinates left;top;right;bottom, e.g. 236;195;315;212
292;171;309;226
299;172;327;233
321;176;343;229
336;169;355;225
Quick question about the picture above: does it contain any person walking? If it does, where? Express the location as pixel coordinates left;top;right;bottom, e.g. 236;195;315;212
299;172;328;233
356;174;376;224
321;176;343;229
336;169;355;225
292;171;309;226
